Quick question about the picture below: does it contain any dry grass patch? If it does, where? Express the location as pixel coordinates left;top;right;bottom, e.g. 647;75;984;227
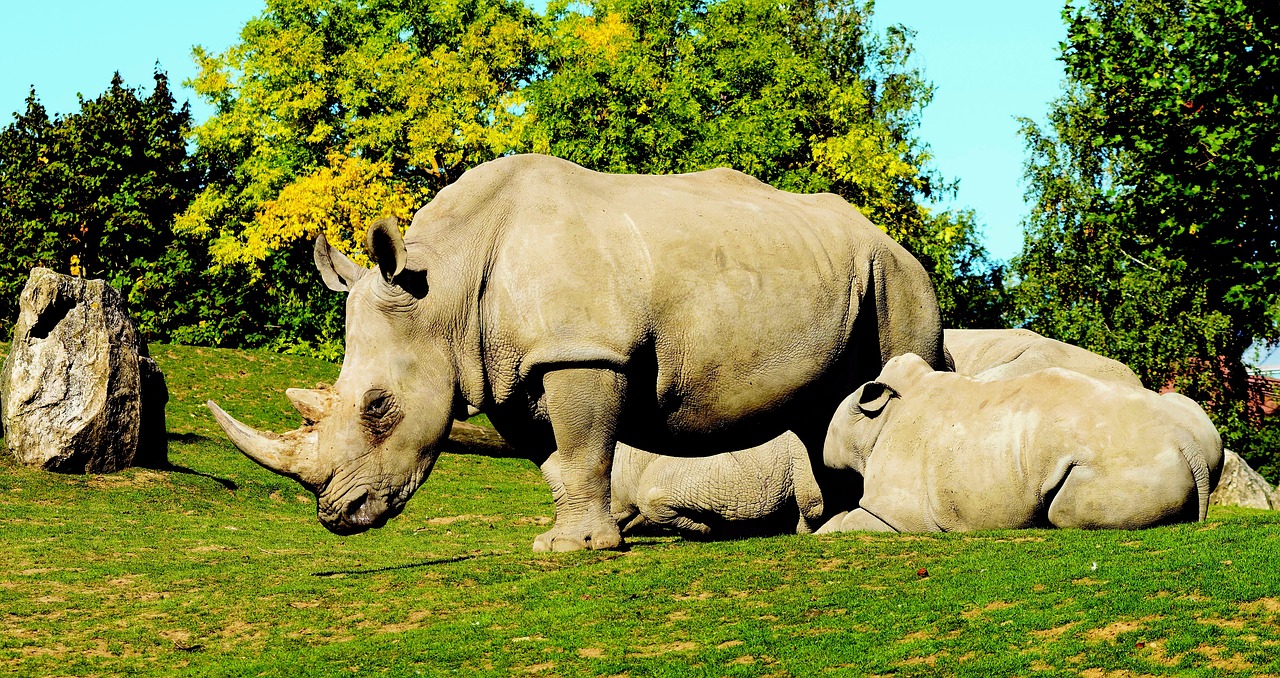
896;651;945;667
1031;622;1077;640
1242;597;1280;614
961;600;1015;619
1194;644;1253;671
628;641;698;657
1084;616;1162;642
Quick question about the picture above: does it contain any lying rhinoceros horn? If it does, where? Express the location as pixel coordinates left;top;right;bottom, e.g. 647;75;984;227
206;400;328;491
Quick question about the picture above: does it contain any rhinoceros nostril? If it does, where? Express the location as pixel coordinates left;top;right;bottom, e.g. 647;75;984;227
345;491;370;522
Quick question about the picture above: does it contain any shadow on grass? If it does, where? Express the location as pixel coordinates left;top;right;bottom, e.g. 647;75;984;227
311;552;509;577
163;464;239;491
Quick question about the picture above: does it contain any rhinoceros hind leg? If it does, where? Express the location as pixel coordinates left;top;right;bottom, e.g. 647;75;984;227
1046;456;1198;530
638;486;714;535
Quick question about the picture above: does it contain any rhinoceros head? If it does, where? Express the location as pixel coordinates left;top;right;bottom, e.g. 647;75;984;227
823;352;934;472
208;218;464;535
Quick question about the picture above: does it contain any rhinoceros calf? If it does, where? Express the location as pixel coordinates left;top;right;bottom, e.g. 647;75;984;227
541;432;825;538
944;328;1144;388
818;353;1223;533
208;154;946;551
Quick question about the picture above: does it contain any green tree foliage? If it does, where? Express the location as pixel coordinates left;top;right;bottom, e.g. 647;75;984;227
1015;0;1279;467
182;0;1005;334
0;72;198;341
180;0;539;254
169;0;541;356
525;0;1005;327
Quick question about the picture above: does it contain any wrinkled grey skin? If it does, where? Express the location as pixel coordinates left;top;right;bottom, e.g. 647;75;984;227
541;433;824;538
208;154;946;551
944;328;1144;388
818;353;1224;533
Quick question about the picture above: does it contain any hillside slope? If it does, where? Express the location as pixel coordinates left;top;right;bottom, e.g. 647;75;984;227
1;344;1279;676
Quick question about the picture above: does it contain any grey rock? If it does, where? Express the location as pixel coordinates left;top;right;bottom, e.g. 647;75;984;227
1;268;168;472
1209;449;1280;510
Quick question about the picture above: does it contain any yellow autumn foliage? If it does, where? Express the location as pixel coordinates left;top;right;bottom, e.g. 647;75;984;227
210;153;423;272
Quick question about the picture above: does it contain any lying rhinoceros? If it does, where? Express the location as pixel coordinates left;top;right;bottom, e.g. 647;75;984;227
944;328;1143;388
818;353;1223;533
541;432;825;538
208;154;946;551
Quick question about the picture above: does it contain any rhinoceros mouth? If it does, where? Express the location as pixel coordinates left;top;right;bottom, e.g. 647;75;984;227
320;492;405;535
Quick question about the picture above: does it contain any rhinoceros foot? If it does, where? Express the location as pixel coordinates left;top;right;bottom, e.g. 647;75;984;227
532;515;624;552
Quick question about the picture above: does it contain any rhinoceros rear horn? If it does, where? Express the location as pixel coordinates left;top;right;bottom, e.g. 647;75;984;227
206;400;327;491
285;387;336;424
314;234;369;292
364;217;407;283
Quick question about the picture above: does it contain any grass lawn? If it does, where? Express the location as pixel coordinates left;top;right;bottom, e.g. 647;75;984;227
3;343;1280;676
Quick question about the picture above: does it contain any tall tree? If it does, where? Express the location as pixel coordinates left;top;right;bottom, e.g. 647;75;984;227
0;72;197;340
1015;0;1279;464
172;0;541;354
525;0;1006;327
181;0;540;265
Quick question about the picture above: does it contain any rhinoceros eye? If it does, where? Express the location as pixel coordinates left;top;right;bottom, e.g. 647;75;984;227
360;389;402;439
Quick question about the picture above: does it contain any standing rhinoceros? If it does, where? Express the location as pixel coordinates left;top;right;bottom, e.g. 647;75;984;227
207;154;946;551
818;353;1223;533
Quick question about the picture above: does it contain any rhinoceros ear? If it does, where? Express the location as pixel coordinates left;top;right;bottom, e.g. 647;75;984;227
855;381;896;416
365;217;407;284
314;234;368;292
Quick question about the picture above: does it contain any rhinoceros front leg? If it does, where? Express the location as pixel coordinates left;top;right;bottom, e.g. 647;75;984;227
533;367;626;552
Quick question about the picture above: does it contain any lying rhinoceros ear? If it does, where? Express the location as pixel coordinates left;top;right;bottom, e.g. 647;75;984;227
365;217;407;284
314;234;368;292
855;381;896;416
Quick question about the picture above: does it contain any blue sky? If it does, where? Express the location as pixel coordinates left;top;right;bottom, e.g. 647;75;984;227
0;0;1065;262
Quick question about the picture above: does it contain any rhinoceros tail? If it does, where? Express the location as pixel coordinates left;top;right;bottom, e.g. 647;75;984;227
1180;443;1212;522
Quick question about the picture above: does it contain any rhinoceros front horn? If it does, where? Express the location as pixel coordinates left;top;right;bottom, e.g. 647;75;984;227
206;400;328;491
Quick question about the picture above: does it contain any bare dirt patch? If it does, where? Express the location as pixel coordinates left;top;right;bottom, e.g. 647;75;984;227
577;647;605;658
87;469;170;490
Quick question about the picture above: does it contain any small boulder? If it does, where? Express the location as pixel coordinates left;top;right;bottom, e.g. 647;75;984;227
0;268;168;472
1208;449;1279;510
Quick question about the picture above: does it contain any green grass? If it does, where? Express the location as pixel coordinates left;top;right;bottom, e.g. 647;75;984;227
3;344;1280;676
